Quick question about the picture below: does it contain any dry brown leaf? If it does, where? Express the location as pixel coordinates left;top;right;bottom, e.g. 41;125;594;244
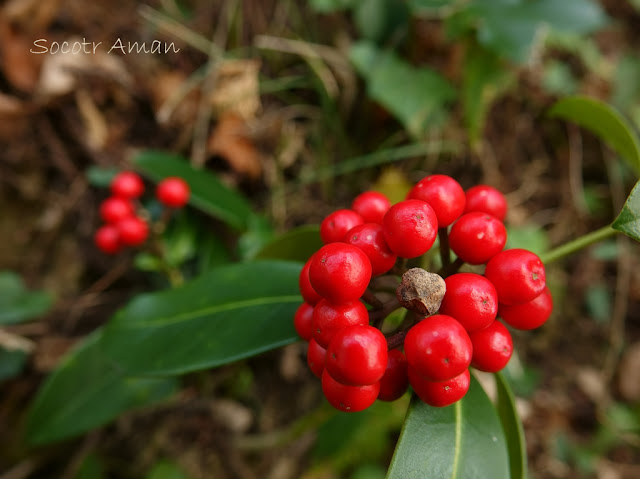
75;89;109;150
210;59;261;120
0;20;42;92
0;92;30;139
151;70;198;126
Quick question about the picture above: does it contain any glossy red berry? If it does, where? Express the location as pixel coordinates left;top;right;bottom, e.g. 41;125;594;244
110;171;145;199
320;209;364;244
469;320;513;372
116;216;149;246
382;199;438;259
344;223;397;276
325;325;388;386
407;174;466;227
378;349;409;402
311;299;369;348
351;191;391;224
321;369;380;413
438;273;498;333
499;287;553;330
408;367;470;407
308;243;372;304
299;259;322;305
448;212;507;265
100;196;135;224
464;185;507;221
294;302;314;341
484;249;546;305
94;224;121;254
403;315;472;382
156;177;190;208
307;339;326;378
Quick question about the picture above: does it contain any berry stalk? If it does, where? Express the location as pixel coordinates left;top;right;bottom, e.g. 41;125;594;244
540;224;618;264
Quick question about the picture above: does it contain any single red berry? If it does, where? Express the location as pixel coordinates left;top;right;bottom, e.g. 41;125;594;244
294;302;315;341
308;243;372;304
156;177;190;208
382;199;438;259
404;315;473;382
378;349;409;402
307;338;327;378
325;325;388;386
312;299;369;348
321;369;380;413
408;367;470;407
484;249;546;305
94;224;121;254
116;216;149;246
448;212;507;265
344;223;397;276
351;191;391;224
438;273;498;333
100;196;135;224
110;171;145;199
299;259;322;305
499;287;553;330
464;185;507;221
320;209;364;244
407;174;466;227
469;320;513;372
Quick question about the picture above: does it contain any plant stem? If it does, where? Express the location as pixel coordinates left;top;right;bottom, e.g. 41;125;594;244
540;224;619;264
438;227;451;267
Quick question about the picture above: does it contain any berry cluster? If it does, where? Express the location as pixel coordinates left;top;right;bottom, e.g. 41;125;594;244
94;171;190;255
294;175;552;412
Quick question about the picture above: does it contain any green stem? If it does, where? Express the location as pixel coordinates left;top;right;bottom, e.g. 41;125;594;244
540;224;619;264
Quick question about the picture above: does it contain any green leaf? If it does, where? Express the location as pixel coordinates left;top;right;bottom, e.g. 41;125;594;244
26;331;178;445
146;461;190;479
353;0;409;44
133;150;255;230
309;0;355;13
100;261;302;376
613;179;640;241
548;96;640;176
495;372;527;479
506;224;551;257
0;348;28;383
76;454;106;479
0;271;53;325
254;225;324;262
85;166;120;188
386;375;509;479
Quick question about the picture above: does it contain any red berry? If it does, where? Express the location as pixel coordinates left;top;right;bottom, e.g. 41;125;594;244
464;185;507;221
408;367;470;407
94;224;121;254
351;191;391;224
307;339;327;378
378;349;409;402
469;320;513;372
294;302;314;341
484;249;546;305
403;315;472;382
156;177;190;208
110;171;145;199
407;174;466;227
344;223;397;276
100;196;135;224
312;299;369;348
448;212;507;265
438;273;498;333
325;325;388;386
299;259;322;305
499;287;553;330
321;369;380;412
116;216;149;246
382;199;438;259
320;209;364;244
308;243;372;304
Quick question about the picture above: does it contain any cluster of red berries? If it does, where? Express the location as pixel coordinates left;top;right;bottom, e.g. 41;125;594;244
94;171;191;255
294;174;553;412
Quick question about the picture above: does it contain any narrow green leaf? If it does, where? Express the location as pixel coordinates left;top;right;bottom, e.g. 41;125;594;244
548;96;640;176
26;331;178;445
133;150;255;230
100;261;302;376
254;225;323;262
386;375;509;479
0;271;53;325
495;371;528;479
612;179;640;241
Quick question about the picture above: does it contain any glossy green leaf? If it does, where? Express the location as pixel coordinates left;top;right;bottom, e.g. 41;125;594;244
548;96;640;176
386;375;509;479
495;372;527;479
133;150;255;230
254;225;323;262
353;0;409;44
100;261;302;376
0;271;53;325
85;166;119;188
0;348;28;383
26;331;178;445
612;179;640;241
